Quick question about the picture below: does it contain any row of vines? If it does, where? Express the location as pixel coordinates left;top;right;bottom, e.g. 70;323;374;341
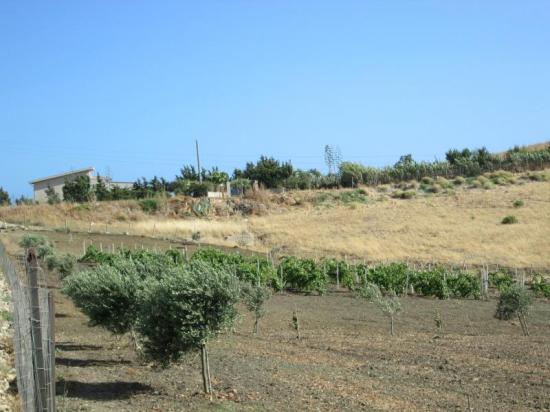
77;245;550;299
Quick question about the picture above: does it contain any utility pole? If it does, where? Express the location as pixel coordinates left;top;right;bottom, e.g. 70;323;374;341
196;139;202;183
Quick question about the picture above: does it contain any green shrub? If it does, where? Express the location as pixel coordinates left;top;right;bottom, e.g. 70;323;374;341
453;176;466;185
531;274;550;298
435;177;453;189
513;200;524;208
18;234;54;258
79;244;114;264
321;258;356;290
191;248;276;286
46;254;76;279
241;282;272;334
391;190;416;199
446;272;481;299
411;268;450;299
165;249;185;265
188;182;209;198
358;282;402;336
367;263;409;295
421;184;441;193
63;263;140;334
501;215;518;224
495;285;532;322
0;187;10;206
137;262;240;365
280;256;327;295
421;177;434;185
489;271;514;291
139;198;161;214
338;189;368;204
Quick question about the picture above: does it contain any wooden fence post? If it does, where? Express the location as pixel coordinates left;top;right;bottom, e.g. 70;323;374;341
27;249;48;412
48;292;56;412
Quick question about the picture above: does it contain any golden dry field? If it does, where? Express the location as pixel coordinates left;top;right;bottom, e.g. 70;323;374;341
1;173;549;269
250;181;550;268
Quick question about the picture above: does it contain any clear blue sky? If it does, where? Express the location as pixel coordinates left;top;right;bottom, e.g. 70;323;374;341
1;1;549;198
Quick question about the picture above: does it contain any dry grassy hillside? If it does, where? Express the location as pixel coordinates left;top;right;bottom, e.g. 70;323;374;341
1;170;549;269
251;182;550;268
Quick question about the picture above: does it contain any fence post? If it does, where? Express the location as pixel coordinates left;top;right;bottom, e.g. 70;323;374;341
48;292;56;412
27;249;48;412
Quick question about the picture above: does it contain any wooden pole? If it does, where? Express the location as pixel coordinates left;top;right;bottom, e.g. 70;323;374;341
27;249;48;412
48;292;56;412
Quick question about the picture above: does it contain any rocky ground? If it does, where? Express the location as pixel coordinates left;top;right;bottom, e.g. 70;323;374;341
0;273;16;411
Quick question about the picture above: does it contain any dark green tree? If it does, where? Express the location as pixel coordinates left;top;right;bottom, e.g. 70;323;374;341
0;187;10;206
63;176;92;203
239;156;293;188
15;195;34;205
45;186;61;204
95;175;111;201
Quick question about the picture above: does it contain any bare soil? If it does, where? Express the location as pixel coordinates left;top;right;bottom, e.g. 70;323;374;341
3;231;550;411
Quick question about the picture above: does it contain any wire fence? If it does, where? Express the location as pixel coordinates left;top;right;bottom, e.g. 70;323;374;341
0;241;55;412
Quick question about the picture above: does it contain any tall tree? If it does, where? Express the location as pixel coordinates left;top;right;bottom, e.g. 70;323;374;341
63;176;92;203
0;187;10;206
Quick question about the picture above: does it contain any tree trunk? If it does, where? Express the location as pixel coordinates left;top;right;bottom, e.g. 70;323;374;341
205;344;212;393
200;344;211;393
518;314;529;337
253;317;259;335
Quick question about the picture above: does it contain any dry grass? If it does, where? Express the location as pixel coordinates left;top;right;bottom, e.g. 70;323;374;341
2;177;549;269
250;181;550;268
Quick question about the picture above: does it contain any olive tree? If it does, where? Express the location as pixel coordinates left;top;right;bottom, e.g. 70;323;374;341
62;261;140;335
241;282;271;335
495;285;532;336
359;282;402;336
136;262;240;393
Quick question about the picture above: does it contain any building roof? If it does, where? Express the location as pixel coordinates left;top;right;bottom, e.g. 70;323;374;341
29;167;95;185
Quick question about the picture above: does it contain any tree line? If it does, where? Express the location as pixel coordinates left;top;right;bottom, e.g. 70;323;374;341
1;143;548;206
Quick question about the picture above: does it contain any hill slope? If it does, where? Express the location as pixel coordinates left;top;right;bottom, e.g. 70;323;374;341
1;171;549;269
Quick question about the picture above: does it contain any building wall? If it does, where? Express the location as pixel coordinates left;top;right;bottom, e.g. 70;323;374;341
33;171;95;203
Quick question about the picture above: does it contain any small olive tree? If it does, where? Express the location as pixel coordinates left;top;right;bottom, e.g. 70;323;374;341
137;262;240;393
495;285;532;336
19;234;54;259
359;282;402;336
241;282;271;335
62;262;140;335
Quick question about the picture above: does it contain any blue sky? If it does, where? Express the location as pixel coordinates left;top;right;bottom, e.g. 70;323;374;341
1;1;549;198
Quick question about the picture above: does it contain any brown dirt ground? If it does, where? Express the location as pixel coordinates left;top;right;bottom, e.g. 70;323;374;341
2;231;550;411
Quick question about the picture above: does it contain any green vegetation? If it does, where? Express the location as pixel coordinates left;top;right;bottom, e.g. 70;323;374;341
495;285;532;336
45;186;61;204
501;215;518;224
489;271;515;291
63;175;92;203
241;282;272;334
391;190;416;199
45;254;76;279
359;282;402;336
64;249;243;393
14;195;34;206
531;274;550;298
0;187;11;206
139;198;161;214
513;199;524;208
234;156;293;189
279;256;328;295
18;234;54;258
